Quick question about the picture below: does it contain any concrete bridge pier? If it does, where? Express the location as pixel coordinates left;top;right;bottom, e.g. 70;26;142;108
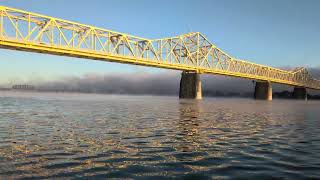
179;71;202;99
293;87;307;100
254;81;272;100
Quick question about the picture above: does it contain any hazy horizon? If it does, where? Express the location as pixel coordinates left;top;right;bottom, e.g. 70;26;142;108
2;67;320;96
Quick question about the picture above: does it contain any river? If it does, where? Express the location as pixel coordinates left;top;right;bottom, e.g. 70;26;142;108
0;91;319;179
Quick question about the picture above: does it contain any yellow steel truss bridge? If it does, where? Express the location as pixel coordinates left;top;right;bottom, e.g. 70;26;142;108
0;6;319;90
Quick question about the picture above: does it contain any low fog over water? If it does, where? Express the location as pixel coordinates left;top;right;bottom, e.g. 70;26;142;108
2;67;320;96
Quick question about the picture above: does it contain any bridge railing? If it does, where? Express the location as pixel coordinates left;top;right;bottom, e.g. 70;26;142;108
0;6;319;89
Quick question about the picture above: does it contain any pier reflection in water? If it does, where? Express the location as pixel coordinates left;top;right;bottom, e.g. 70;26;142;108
0;92;319;179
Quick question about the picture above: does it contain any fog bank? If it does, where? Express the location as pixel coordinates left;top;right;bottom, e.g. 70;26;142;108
2;67;320;96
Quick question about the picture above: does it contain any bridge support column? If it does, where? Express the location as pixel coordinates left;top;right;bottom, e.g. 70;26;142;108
254;81;272;101
293;87;307;100
179;71;202;99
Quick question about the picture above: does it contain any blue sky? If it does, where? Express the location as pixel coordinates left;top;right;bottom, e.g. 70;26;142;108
0;0;319;85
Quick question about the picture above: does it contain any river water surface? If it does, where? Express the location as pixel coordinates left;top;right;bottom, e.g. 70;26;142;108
0;91;319;179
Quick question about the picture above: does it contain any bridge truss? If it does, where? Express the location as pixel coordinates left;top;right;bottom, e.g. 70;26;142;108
0;6;319;89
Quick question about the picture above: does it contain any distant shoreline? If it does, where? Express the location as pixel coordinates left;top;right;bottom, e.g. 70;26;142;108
1;89;320;100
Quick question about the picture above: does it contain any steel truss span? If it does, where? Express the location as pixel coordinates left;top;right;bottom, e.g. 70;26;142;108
0;6;319;89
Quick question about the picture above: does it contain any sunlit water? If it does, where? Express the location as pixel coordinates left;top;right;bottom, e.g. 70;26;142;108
0;91;320;179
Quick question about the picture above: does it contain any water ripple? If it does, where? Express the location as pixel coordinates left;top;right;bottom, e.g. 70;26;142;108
0;93;320;179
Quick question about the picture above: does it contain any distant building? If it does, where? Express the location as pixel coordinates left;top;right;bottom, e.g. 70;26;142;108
12;84;35;90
